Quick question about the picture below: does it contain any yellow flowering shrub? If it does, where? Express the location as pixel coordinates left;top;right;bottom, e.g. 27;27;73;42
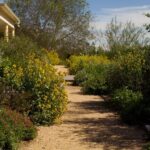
23;55;67;124
47;50;60;65
68;55;110;74
0;37;67;125
107;50;145;91
1;55;68;125
3;62;24;90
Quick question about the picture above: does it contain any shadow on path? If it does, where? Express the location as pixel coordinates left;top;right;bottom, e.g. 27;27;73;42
65;86;146;150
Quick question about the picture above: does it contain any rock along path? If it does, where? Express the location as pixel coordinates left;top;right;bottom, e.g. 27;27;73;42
21;66;146;150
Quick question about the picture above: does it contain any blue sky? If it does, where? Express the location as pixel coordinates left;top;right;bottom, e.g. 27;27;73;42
87;0;150;30
88;0;150;13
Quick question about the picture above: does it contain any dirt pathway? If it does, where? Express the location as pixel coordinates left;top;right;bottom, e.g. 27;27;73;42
21;66;146;150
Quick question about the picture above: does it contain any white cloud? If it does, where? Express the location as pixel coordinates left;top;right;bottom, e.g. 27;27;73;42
91;5;150;31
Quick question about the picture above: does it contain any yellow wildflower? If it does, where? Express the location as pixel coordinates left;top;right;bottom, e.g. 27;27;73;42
13;64;16;68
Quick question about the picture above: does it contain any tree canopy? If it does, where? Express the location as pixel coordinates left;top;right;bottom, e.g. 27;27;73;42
6;0;92;56
105;18;149;57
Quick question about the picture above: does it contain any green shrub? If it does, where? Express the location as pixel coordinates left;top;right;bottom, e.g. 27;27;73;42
74;69;88;85
142;47;150;124
71;55;111;94
108;50;144;92
68;55;110;74
1;55;68;125
143;47;150;97
0;108;37;150
78;64;110;94
0;36;44;65
0;36;68;125
107;48;150;124
112;88;143;124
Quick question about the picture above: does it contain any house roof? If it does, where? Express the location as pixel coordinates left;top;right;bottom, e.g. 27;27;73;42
0;3;20;26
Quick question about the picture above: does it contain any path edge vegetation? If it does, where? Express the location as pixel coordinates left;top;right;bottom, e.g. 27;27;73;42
0;36;68;149
0;1;150;150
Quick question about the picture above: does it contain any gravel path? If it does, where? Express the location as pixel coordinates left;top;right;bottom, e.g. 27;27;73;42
20;66;146;150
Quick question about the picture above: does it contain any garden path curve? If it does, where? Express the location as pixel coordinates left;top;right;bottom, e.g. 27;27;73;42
20;65;146;150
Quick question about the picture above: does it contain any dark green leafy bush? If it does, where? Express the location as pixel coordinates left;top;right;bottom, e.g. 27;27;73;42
0;108;37;150
112;88;143;124
79;64;110;94
74;69;88;85
0;36;43;65
141;46;150;124
143;47;150;98
0;36;60;66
